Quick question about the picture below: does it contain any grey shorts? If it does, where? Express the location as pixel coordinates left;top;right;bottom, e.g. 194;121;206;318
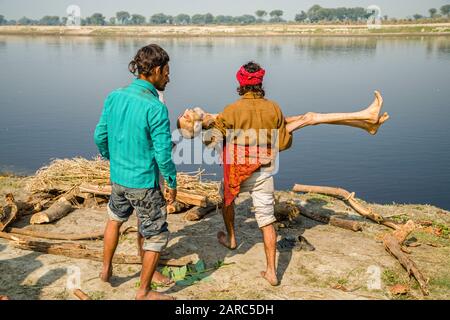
107;183;169;252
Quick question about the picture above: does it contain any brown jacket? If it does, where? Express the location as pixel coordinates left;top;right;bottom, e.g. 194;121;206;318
214;92;292;152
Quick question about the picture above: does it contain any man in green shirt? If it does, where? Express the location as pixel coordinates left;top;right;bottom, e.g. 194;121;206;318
94;44;177;300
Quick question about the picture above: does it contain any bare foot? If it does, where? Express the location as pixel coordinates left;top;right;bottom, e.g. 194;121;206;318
152;271;174;286
99;267;112;283
135;290;175;300
365;90;384;124
217;231;237;250
260;271;279;286
367;112;390;135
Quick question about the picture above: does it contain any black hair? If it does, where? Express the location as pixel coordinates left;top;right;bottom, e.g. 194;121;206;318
237;61;265;97
128;44;170;77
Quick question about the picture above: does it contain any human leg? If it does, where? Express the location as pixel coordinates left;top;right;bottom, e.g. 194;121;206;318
286;91;384;133
260;223;278;286
129;188;174;299
217;203;238;250
245;173;279;286
100;183;133;282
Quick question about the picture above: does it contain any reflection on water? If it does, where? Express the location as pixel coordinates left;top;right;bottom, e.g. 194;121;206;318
294;37;378;59
0;35;449;209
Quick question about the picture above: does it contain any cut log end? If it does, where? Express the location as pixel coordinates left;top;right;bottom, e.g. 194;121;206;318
73;289;91;300
30;197;72;225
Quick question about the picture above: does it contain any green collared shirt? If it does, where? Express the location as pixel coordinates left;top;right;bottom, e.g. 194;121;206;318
94;78;177;189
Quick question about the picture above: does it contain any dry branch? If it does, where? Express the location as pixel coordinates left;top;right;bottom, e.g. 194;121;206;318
329;216;363;232
8;235;191;266
382;220;429;295
299;206;362;232
292;184;398;229
5;226;137;241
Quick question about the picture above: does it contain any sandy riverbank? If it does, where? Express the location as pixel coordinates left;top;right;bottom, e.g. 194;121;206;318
1;23;450;37
0;176;449;300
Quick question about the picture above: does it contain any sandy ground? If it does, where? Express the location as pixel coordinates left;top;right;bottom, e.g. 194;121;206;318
0;23;450;37
0;176;449;300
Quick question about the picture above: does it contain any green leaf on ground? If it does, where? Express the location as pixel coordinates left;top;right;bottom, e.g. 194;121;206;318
172;265;187;281
161;266;171;278
195;259;206;272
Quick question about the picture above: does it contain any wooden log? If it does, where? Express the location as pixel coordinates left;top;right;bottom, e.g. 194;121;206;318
30;197;73;224
299;206;362;232
293;184;398;229
299;207;329;224
0;231;17;240
8;236;191;267
382;220;429;295
167;201;191;214
79;183;208;207
79;183;111;196
0;193;19;231
329;216;363;232
5;226;137;241
175;191;207;208
73;289;91;300
184;205;216;221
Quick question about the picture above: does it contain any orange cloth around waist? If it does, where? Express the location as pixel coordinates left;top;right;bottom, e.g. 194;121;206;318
222;144;272;206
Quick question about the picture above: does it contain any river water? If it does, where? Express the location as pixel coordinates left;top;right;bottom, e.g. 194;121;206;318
0;36;449;208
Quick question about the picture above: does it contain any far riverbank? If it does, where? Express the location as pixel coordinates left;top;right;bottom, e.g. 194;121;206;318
1;23;450;37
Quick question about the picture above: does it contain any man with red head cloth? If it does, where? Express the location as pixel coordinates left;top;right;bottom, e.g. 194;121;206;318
214;61;293;286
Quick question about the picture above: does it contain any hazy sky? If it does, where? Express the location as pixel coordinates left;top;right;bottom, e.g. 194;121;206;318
0;0;449;20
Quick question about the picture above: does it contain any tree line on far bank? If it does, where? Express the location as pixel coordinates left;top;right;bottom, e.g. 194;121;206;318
1;4;449;26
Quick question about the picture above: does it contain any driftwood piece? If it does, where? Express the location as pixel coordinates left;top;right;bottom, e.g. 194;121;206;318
299;206;362;232
167;201;191;214
329;216;363;232
184;205;216;221
292;184;398;229
0;193;19;231
30;197;73;224
382;220;429;295
5;226;137;241
8;235;191;266
73;289;91;300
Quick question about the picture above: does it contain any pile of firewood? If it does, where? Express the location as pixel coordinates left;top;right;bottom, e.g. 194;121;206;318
21;158;222;223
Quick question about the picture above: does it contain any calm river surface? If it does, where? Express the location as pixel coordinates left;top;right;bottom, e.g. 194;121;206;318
0;36;449;208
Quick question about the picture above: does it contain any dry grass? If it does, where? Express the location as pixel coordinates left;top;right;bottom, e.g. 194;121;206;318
25;157;110;193
25;157;221;203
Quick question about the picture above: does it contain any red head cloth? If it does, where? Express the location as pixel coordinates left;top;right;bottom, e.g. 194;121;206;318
236;65;266;86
